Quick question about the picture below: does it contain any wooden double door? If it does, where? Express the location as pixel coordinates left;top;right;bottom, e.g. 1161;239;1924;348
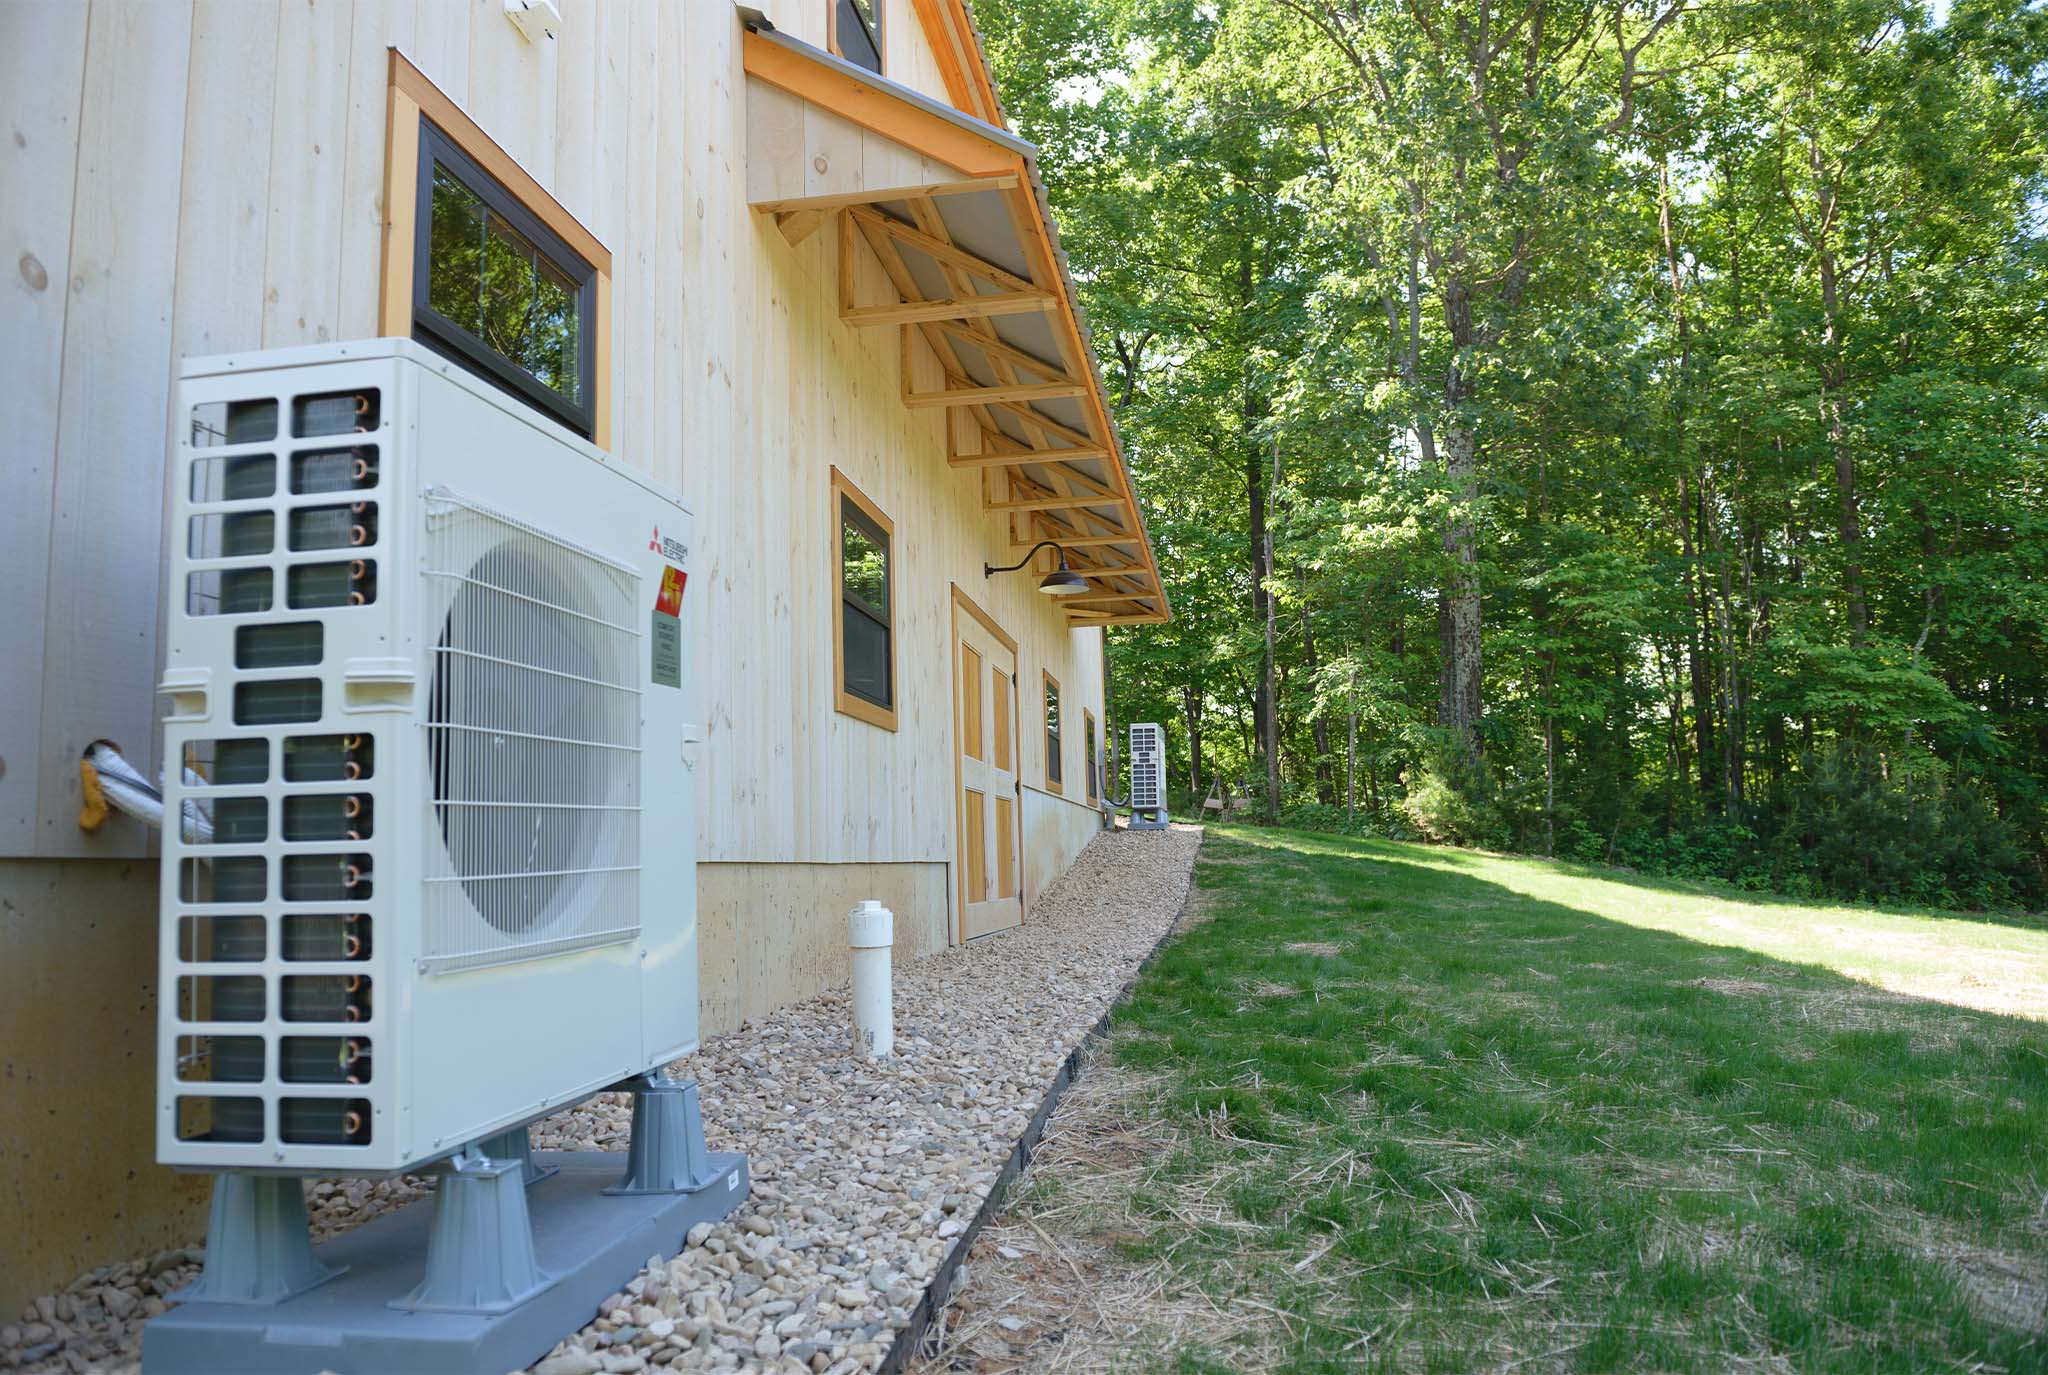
954;594;1022;940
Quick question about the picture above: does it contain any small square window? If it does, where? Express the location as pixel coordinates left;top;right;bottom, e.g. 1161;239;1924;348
1085;709;1099;803
833;470;896;731
413;121;595;437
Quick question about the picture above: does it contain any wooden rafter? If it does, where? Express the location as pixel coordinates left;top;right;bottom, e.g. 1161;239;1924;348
750;172;1021;217
745;26;1169;624
946;445;1107;468
775;208;831;246
893;199;1066;498
1061;590;1161;605
926;319;1078;384
890;199;1111;565
814;171;1166;621
848;205;1042;296
905;379;1087;409
1021;531;1138;549
1003;464;1117;504
843;293;1050;327
848;210;990;435
1026;502;1144;554
981;397;1093;451
988;492;1116;513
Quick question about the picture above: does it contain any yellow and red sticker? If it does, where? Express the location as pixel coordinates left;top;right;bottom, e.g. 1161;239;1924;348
654;564;686;617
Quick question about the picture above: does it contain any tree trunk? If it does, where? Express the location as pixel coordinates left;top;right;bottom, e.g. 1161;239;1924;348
1545;714;1557;855
1247;427;1275;807
1299;602;1335;804
1438;419;1483;747
1260;444;1282;809
1346;711;1358;822
1182;682;1204;807
1662;161;1715;806
1808;136;1867;648
1682;473;1716;803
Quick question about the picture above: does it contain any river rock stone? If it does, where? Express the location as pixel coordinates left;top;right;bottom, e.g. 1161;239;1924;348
4;828;1196;1375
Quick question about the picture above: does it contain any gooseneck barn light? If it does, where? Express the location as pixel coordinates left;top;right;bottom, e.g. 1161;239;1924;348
984;540;1091;597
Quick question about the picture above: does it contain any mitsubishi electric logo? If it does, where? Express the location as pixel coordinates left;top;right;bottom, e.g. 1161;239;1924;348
649;525;688;563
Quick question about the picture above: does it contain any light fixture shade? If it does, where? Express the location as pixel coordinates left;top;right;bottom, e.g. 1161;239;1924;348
1038;567;1090;596
1038;548;1090;596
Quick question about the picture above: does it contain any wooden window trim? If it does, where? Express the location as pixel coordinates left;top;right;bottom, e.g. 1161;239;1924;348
832;466;897;731
1084;707;1098;803
379;49;612;448
828;0;885;75
1043;669;1062;793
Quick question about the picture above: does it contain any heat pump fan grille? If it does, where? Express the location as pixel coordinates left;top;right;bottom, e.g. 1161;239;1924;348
422;489;643;973
1129;724;1165;811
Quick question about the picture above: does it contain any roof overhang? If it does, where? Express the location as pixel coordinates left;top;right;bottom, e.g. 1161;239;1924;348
738;13;1169;627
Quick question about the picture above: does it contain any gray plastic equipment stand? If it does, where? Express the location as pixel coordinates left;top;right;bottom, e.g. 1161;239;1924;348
390;1148;552;1314
479;1122;557;1188
1129;807;1170;830
607;1073;720;1194
177;1173;341;1305
144;1082;746;1375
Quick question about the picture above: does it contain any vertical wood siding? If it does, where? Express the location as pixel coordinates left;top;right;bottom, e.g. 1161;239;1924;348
3;0;1108;886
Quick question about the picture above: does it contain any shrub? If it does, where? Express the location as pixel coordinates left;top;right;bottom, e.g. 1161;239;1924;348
1399;744;1501;847
1769;745;2038;909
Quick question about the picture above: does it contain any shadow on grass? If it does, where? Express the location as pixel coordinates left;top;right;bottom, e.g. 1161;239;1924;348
1104;825;2048;1374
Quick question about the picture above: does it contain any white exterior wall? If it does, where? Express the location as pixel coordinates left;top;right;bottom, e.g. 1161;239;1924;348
0;0;1115;1312
2;0;1105;871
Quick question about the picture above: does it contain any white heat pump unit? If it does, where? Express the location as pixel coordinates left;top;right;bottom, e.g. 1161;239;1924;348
159;338;699;1175
1128;722;1167;829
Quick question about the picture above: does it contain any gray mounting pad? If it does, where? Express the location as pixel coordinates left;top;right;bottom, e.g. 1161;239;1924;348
142;1151;748;1375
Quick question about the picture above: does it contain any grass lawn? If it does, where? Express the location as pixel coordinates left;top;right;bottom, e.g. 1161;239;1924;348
1076;825;2048;1372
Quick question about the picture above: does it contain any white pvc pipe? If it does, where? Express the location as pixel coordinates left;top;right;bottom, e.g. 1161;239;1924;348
847;900;894;1059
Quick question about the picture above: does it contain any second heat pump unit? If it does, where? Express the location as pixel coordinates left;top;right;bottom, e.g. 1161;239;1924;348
1128;722;1168;829
160;338;701;1175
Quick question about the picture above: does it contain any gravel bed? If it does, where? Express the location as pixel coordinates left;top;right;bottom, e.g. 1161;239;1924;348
2;824;1200;1375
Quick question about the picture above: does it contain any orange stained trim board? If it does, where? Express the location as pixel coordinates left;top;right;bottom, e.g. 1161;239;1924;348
909;0;1004;125
741;29;1167;621
741;29;1017;178
379;49;613;448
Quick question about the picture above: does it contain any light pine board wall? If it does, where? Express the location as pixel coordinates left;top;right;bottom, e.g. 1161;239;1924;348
0;0;1115;1312
2;0;1107;873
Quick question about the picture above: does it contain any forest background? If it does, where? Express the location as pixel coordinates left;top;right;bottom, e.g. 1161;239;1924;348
981;0;2048;909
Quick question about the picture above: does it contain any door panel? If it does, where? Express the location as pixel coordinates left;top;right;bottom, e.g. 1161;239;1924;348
991;669;1011;771
961;644;983;762
963;789;987;901
995;795;1015;898
956;606;1021;939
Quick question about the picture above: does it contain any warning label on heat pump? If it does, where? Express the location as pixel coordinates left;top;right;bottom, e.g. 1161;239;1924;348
650;564;685;688
650;613;681;688
655;565;686;617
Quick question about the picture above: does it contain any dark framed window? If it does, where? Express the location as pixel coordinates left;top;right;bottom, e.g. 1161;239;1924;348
833;0;883;75
833;469;896;730
1085;708;1099;803
412;120;596;438
1044;672;1062;791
